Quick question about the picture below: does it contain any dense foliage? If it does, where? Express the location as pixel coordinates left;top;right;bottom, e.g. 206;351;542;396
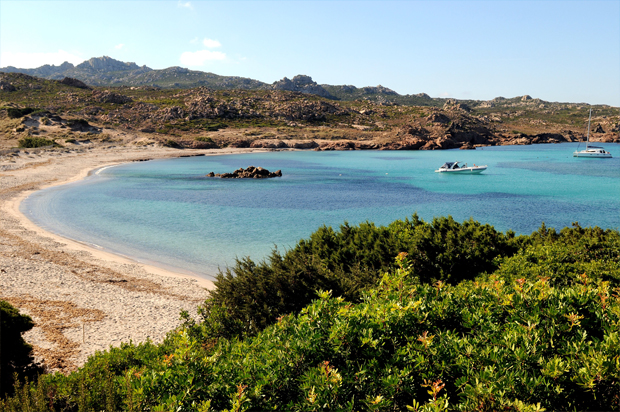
0;301;42;397
492;223;620;287
200;215;519;338
17;137;56;148
3;256;619;411
6;107;35;119
2;219;620;411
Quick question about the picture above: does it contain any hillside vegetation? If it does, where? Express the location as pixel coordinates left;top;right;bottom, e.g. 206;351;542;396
2;217;619;411
1;69;618;152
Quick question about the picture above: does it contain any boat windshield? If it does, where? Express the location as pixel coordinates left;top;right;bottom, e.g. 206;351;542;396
441;162;457;169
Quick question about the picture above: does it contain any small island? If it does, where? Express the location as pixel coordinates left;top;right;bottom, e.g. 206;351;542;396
206;166;282;178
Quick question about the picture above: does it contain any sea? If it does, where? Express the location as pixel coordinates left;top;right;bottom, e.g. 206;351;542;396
21;143;620;280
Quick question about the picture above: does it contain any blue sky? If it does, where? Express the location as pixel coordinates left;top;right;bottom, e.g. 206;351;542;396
1;1;619;105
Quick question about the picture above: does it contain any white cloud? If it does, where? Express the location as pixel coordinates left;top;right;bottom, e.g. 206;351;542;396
202;38;221;48
178;1;193;9
115;43;124;50
180;50;226;66
0;50;84;68
190;37;199;44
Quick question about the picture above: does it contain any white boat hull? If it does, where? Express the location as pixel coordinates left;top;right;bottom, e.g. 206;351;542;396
573;150;612;158
435;166;487;174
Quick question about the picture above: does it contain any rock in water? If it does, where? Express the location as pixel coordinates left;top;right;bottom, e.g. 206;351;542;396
206;166;282;179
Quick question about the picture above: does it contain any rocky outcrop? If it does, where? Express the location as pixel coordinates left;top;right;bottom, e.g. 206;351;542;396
250;139;289;149
443;99;471;112
76;56;144;72
207;166;282;179
92;90;133;104
426;113;450;124
272;75;335;99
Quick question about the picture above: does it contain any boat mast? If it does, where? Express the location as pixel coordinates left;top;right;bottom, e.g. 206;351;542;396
586;108;592;149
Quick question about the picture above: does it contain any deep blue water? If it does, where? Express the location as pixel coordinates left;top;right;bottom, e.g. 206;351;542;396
22;143;620;279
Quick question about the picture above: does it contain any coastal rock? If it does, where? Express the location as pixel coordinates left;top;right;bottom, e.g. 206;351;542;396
460;142;476;150
593;124;604;133
289;140;319;149
521;95;532;101
207;166;282;179
249;139;289;149
530;133;568;144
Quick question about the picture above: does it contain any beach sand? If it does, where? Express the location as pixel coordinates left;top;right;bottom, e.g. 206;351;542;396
0;145;267;372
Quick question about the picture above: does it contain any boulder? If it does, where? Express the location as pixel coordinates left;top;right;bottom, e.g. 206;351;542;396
593;124;605;133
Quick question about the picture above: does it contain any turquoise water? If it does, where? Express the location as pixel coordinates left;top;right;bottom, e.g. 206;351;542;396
22;143;620;279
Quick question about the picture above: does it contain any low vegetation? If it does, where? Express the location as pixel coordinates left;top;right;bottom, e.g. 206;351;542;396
17;137;56;148
1;72;618;151
2;217;619;411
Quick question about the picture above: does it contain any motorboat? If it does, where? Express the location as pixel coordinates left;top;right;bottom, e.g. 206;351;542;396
435;161;487;174
573;108;612;158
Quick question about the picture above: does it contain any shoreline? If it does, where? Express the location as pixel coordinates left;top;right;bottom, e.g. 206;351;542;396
12;161;217;289
0;145;273;372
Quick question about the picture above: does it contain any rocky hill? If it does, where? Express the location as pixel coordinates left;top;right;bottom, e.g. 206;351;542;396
1;57;449;105
0;71;618;153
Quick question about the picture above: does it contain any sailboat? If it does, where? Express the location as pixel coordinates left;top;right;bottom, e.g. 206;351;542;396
573;108;612;158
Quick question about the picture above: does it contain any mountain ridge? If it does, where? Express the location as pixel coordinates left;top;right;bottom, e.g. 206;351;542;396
1;56;443;105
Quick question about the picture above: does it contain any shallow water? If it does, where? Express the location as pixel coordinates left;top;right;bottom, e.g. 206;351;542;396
22;143;620;279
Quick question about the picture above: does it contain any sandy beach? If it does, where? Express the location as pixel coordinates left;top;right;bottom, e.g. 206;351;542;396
0;145;266;372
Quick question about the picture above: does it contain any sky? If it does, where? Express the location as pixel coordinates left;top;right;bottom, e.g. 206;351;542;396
1;1;619;106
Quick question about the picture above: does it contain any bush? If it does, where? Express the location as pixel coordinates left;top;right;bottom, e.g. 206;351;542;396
163;139;182;148
17;137;56;148
492;223;620;287
7;259;619;411
195;215;519;339
6;108;35;119
194;136;213;143
0;301;42;398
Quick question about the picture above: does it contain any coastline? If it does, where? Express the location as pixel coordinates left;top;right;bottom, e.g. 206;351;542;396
0;145;271;372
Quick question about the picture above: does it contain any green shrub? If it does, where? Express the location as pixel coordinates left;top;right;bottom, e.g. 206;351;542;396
194;136;213;143
17;137;55;148
6;108;35;119
0;301;42;397
8;258;618;411
196;215;519;339
163;139;182;149
492;223;620;287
